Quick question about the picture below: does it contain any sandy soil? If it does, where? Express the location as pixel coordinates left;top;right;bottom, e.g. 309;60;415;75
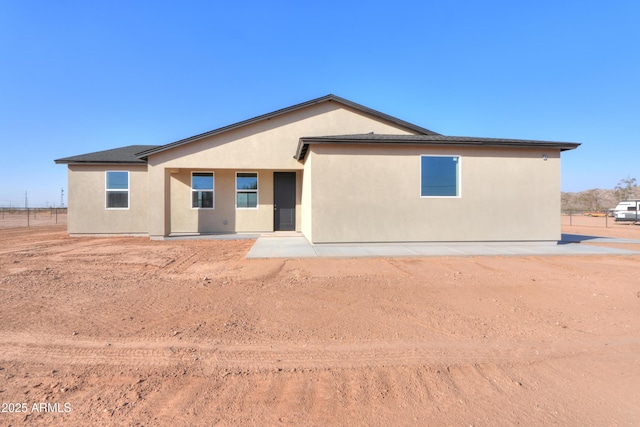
0;220;639;426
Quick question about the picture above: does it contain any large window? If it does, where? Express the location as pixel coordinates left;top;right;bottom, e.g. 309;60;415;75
421;155;460;197
192;172;214;209
236;172;258;208
106;171;129;209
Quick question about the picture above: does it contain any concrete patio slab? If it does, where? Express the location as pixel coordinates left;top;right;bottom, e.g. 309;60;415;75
246;235;318;258
246;234;640;259
162;233;260;241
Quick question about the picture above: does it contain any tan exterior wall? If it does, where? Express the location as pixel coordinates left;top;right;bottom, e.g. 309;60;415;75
301;155;313;239
67;164;149;235
147;163;171;237
148;102;418;170
147;102;418;236
64;101;566;242
168;169;302;234
306;144;562;243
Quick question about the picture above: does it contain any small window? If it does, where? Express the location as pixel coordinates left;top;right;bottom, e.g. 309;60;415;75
106;171;129;209
421;155;460;197
236;172;258;208
192;172;214;209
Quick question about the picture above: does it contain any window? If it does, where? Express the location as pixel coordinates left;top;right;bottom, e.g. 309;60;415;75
192;172;214;208
421;155;460;197
106;171;129;209
236;172;258;208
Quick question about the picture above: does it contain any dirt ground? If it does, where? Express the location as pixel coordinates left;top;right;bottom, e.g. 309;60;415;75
0;218;639;426
0;211;67;230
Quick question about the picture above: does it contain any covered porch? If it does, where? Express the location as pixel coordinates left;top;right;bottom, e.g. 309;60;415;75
148;167;302;238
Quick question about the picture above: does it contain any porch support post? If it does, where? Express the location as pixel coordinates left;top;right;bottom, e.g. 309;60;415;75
148;163;171;239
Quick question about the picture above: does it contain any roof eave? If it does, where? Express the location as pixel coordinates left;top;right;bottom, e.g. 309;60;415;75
293;139;307;161
138;94;439;159
54;160;148;165
294;137;580;161
55;144;159;165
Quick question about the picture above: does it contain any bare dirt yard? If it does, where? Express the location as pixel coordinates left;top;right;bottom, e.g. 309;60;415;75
1;218;639;426
0;210;67;230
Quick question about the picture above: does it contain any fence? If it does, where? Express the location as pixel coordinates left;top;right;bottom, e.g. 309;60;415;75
0;208;67;229
0;208;635;231
561;210;639;228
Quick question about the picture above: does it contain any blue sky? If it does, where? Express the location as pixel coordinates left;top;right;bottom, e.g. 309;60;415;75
1;0;638;207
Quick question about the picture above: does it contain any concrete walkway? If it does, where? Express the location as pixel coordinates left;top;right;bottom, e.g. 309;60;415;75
246;233;640;259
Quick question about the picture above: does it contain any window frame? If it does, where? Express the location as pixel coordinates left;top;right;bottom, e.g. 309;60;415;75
235;171;259;209
105;170;130;210
191;171;215;209
420;155;461;198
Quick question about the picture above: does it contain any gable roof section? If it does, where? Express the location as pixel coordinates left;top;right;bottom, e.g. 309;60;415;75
54;145;160;164
54;97;580;165
294;134;580;160
135;94;439;159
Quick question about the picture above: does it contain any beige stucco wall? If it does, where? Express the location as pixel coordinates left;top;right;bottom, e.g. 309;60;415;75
67;164;149;235
305;144;562;243
65;101;565;242
147;101;419;237
168;169;302;234
301;155;313;239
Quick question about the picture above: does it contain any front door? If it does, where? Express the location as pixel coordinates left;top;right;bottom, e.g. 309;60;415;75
274;172;296;231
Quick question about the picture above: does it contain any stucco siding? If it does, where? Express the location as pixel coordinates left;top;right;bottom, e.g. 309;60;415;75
307;144;561;243
59;96;574;241
67;164;149;235
168;169;301;234
147;163;170;238
146;102;417;236
301;155;313;240
148;102;418;170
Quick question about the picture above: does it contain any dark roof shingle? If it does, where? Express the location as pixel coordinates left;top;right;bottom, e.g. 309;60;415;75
135;94;439;159
54;145;160;164
54;96;580;165
294;134;580;160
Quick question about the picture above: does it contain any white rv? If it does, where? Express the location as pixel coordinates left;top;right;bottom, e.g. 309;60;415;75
613;200;640;221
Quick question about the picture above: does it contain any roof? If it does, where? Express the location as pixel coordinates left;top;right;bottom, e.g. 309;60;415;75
294;134;581;161
135;94;439;159
54;96;580;165
54;145;161;164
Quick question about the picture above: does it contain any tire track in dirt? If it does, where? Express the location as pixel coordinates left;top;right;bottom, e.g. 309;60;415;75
1;235;116;257
1;332;636;372
3;226;640;425
149;377;205;422
158;248;202;273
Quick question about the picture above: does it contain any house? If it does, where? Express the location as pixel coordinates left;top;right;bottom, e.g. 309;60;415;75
55;94;579;243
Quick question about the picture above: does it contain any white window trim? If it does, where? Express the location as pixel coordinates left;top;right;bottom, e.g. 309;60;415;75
235;171;259;209
105;170;130;210
419;154;462;198
191;171;215;210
